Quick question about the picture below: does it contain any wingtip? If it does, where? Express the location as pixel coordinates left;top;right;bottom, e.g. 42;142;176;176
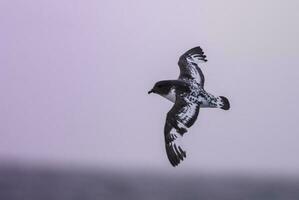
166;143;186;167
183;46;208;63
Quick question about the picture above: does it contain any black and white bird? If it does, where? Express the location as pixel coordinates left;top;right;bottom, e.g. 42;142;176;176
148;46;230;167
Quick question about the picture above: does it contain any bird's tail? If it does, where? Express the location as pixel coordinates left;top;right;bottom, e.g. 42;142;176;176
216;96;230;110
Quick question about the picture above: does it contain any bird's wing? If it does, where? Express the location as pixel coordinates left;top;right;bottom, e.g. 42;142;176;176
164;125;186;167
164;95;200;166
178;46;207;86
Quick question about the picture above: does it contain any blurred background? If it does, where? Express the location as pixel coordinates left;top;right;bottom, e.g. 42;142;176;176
1;0;299;199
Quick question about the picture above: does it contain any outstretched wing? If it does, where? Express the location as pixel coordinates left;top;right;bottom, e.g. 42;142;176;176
178;46;207;86
164;95;200;166
164;124;186;167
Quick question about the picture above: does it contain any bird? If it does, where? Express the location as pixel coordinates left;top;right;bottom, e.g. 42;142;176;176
148;46;230;167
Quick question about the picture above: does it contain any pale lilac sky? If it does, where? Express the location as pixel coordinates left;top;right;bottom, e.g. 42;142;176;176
1;0;299;173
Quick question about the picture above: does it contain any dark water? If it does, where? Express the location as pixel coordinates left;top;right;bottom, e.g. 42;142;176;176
0;164;299;200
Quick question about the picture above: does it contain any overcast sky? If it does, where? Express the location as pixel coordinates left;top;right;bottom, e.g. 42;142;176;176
1;0;299;174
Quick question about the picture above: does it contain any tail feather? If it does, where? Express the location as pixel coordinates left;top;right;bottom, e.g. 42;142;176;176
218;96;230;110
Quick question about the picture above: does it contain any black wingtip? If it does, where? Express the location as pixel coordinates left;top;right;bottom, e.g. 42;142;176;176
166;144;186;167
185;46;208;62
219;96;230;110
188;46;204;53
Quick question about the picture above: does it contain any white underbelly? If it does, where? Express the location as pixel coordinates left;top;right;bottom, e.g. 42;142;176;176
199;97;210;108
161;89;176;103
200;101;210;107
197;96;212;108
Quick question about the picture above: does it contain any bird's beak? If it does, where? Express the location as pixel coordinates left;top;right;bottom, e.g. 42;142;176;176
148;89;154;94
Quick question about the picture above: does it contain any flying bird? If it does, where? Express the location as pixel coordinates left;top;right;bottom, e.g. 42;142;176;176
148;46;230;167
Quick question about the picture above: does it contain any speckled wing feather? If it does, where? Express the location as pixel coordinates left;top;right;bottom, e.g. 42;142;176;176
164;95;200;166
178;46;207;86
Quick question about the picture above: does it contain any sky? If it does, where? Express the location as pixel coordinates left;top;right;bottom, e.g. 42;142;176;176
1;0;299;174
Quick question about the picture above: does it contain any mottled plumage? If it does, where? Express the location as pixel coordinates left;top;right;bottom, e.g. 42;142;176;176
149;46;230;167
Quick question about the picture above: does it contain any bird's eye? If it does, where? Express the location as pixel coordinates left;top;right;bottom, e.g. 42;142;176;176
157;85;162;88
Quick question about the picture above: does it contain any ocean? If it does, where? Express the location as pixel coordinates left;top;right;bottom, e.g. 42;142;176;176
0;164;299;200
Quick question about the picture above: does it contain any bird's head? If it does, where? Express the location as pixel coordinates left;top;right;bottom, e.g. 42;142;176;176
148;81;173;95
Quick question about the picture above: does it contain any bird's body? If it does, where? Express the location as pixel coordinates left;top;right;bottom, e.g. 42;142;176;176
148;46;230;167
161;82;219;108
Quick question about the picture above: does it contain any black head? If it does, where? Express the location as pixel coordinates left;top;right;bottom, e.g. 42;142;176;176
148;81;173;95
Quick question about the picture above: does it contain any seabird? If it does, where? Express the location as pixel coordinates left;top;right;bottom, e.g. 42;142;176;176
148;46;230;167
